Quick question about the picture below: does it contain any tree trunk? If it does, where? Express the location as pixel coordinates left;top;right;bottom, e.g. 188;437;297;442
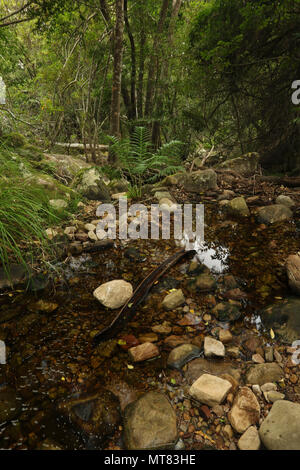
110;0;124;140
151;0;183;147
137;20;146;118
124;0;137;122
144;0;170;118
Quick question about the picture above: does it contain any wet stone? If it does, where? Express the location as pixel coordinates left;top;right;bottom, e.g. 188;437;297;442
259;400;300;450
227;197;250;217
123;392;177;450
189;374;232;407
58;389;121;448
238;426;261;451
275;195;295;208
260;298;300;343
286;254;300;296
195;274;216;292
128;342;160;362
167;344;201;370
138;332;158;343
162;289;185;310
219;329;233;344
204;337;225;358
264;391;285;403
212;302;241;322
245;363;284;386
228;387;260;434
185;358;241;385
257;204;292;225
93;280;133;309
29;299;58;314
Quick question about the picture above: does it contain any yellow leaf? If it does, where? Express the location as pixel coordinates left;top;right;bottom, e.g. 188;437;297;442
127;364;134;370
270;328;275;339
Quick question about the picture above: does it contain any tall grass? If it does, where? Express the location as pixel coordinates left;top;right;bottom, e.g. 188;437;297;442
0;142;79;279
0;182;61;277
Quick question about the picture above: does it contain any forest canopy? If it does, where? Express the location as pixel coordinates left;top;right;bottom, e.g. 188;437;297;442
0;0;299;171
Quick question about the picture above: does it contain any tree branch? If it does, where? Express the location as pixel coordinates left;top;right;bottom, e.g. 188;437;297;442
0;1;33;23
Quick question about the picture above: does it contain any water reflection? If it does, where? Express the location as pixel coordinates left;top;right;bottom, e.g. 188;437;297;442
178;232;229;274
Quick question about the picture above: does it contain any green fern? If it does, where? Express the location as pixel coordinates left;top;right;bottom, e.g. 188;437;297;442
109;127;184;190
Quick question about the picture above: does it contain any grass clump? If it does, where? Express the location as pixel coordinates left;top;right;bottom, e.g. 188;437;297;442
0;182;62;277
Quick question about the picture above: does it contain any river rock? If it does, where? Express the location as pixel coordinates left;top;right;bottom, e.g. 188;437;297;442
0;387;22;423
93;280;133;309
286;254;300;295
204;337;225;358
128;342;160;362
260;297;300;343
49;199;68;210
275;195;295;208
154;191;173;202
138;332;158;343
261;383;277;393
184;169;218;193
29;299;58;314
123;392;177;450
185;358;241;384
257;204;292;224
189;374;232;407
228;387;260;434
45;228;58;240
73;167;111;201
159;198;178;213
152;321;172;335
215;152;260;176
0;264;33;290
264;391;285;403
227;197;250;217
219;329;233;344
212;302;241;322
64;226;76;240
238;426;261;450
58;389;121;448
245;363;284;386
162;289;185;310
195;274;216;292
259;400;300;450
167;344;201;370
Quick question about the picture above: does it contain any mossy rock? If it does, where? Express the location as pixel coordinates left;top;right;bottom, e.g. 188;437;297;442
72;167;111;201
3;132;27;148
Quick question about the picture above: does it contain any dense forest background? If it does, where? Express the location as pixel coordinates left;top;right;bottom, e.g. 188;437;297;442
0;0;300;172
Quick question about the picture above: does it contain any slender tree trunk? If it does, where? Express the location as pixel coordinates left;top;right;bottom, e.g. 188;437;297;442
137;26;146;119
124;0;137;122
110;0;124;141
144;0;170;117
151;0;183;147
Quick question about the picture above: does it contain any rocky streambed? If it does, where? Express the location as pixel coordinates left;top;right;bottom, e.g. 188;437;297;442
0;175;300;451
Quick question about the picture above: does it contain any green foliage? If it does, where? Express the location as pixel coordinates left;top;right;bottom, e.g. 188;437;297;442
2;132;27;148
189;0;300;167
99;165;122;181
109;126;184;189
0;181;60;277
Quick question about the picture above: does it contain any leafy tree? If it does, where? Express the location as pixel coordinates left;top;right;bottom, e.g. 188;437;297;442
189;0;300;170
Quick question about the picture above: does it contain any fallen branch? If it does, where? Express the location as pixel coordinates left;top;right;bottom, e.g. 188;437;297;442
93;248;195;345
